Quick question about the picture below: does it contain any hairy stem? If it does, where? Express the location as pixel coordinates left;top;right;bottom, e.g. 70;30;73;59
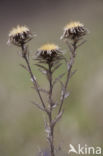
58;41;77;114
21;44;47;113
48;63;55;156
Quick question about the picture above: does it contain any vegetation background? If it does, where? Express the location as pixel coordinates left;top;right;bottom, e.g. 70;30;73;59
0;0;103;155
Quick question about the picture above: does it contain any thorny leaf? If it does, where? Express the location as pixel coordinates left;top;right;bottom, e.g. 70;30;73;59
31;101;44;111
52;60;61;66
37;68;50;81
52;111;64;127
53;73;65;87
70;69;77;78
65;39;74;53
52;63;62;73
35;64;48;72
19;64;28;72
77;39;87;48
34;58;49;64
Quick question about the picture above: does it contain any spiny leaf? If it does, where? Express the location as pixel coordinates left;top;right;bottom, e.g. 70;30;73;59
52;111;64;127
70;69;77;78
52;63;62;73
65;40;74;53
35;64;48;71
53;73;65;86
77;39;87;48
19;64;28;72
31;101;44;111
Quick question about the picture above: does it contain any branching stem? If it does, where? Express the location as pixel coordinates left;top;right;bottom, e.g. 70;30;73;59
21;42;77;156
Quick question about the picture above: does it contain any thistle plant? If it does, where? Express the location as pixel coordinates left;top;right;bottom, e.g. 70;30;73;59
8;22;88;156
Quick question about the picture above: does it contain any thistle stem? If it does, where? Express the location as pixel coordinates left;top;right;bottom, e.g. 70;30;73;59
48;63;55;156
58;41;77;114
21;44;47;113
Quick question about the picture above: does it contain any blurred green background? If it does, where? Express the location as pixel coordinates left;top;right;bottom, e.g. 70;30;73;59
0;0;103;155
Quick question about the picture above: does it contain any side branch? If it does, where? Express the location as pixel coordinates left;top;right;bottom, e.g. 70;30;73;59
58;41;77;114
21;44;48;114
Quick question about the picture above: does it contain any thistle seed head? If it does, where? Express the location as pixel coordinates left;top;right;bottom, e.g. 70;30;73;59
36;43;64;64
8;25;33;46
61;21;88;41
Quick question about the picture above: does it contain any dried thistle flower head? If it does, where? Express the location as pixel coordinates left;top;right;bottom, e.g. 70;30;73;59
61;21;87;41
36;43;63;64
8;25;33;46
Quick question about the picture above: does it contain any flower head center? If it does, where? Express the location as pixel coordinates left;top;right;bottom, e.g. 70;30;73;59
39;44;59;52
64;22;84;30
9;25;30;37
